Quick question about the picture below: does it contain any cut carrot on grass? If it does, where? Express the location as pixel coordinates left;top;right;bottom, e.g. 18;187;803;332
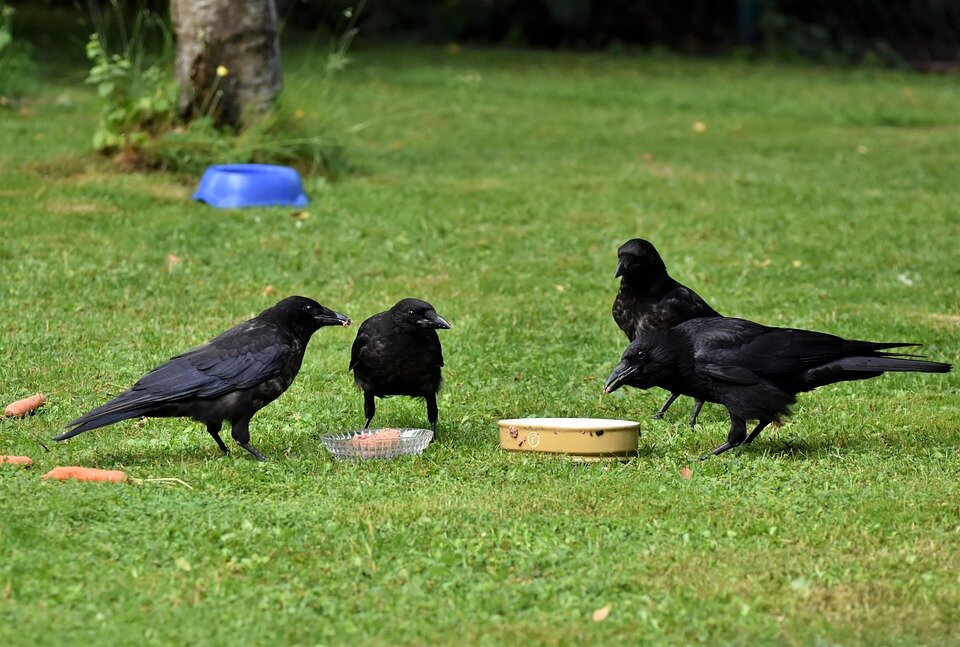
43;466;128;483
0;455;33;466
41;466;192;488
4;393;46;417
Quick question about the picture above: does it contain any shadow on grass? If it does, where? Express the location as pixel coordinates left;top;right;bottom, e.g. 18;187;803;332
672;434;845;463
70;444;243;468
753;438;826;460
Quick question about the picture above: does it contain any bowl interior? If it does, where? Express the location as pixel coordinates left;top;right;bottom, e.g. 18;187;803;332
213;164;287;174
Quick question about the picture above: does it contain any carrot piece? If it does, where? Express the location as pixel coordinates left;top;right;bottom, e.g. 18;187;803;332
42;466;129;483
39;466;191;488
4;393;46;417
0;455;33;466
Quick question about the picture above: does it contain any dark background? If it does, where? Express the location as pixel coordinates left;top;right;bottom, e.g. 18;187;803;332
14;0;960;66
281;0;960;65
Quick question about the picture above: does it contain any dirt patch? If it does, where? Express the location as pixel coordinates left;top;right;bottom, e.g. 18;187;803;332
142;181;192;202
26;156;94;179
48;201;102;215
927;313;960;328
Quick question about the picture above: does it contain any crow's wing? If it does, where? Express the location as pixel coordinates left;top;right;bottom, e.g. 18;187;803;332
127;320;294;401
700;363;761;385
348;336;363;371
349;317;379;371
689;318;814;385
60;320;296;437
688;317;912;380
660;284;721;322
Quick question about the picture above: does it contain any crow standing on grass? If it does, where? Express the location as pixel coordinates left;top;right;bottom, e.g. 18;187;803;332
612;238;721;426
55;296;351;461
349;298;451;439
604;316;951;457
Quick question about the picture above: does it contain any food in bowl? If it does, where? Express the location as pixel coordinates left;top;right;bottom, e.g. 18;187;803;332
320;428;432;460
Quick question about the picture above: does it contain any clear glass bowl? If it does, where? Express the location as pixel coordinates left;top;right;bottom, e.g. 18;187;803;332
320;428;433;460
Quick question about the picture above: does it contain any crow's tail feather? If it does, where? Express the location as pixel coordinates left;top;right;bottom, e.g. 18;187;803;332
55;393;158;441
837;355;952;374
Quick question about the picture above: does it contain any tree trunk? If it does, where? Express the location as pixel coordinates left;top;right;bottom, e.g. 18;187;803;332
170;0;282;129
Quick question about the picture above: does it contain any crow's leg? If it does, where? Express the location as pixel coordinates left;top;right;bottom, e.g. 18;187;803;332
688;400;705;428
230;415;267;462
653;393;681;420
206;422;230;454
425;392;439;442
743;420;771;446
702;415;747;459
363;392;376;429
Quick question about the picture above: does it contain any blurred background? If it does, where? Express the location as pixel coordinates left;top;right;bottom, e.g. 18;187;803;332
281;0;960;67
8;0;960;69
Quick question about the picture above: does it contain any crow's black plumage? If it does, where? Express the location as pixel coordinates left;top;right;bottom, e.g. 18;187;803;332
604;316;951;457
612;238;720;426
349;298;451;439
56;296;351;461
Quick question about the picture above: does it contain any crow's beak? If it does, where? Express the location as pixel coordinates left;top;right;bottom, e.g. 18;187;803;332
421;312;452;330
603;362;636;393
614;259;627;279
320;311;352;327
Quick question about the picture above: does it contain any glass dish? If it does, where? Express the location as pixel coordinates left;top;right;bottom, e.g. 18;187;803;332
320;428;433;460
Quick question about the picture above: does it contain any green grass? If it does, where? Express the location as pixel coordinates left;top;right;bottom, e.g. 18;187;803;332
1;41;959;645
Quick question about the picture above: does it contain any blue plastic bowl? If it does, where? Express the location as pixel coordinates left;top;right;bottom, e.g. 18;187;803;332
193;164;309;208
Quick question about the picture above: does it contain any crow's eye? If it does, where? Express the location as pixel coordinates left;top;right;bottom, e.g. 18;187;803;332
636;350;647;360
408;310;415;315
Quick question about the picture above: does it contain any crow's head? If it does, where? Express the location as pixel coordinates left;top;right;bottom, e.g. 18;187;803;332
390;298;452;330
266;296;351;333
603;331;672;393
615;238;667;280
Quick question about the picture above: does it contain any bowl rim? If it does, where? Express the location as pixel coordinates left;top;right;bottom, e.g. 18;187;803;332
320;427;433;441
497;417;639;431
203;163;301;175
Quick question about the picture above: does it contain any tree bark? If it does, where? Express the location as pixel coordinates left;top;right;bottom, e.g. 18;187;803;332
170;0;282;128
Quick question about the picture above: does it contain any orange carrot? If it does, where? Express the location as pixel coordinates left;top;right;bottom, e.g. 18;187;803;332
0;455;33;466
41;466;192;488
42;466;129;483
4;393;46;417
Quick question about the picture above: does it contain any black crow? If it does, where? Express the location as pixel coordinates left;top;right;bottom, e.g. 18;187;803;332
349;298;451;439
604;316;951;457
612;238;720;426
55;296;351;461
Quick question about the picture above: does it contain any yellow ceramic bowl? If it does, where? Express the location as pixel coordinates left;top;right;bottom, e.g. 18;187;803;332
498;417;640;460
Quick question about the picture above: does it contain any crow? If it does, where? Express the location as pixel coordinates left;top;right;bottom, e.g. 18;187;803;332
55;296;351;461
349;298;451;439
612;238;721;426
604;316;951;457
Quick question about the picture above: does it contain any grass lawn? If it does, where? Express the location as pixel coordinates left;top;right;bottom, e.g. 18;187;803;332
1;38;959;645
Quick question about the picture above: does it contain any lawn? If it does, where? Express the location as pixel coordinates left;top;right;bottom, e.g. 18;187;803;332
1;37;959;645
